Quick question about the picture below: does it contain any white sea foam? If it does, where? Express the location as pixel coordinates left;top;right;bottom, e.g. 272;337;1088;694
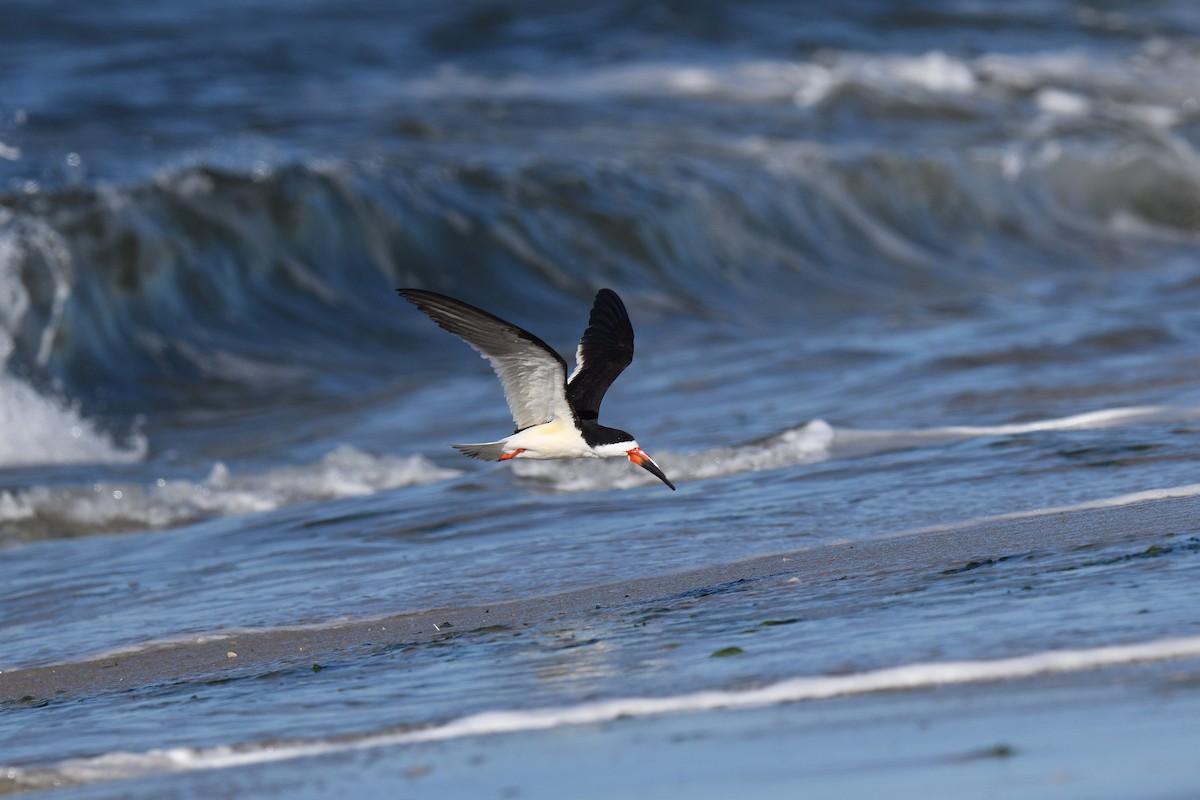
512;419;836;491
0;445;461;536
513;406;1190;492
0;376;149;468
402;46;1200;138
7;635;1200;790
0;229;148;468
894;482;1200;541
410;52;981;107
1035;87;1091;117
838;404;1183;444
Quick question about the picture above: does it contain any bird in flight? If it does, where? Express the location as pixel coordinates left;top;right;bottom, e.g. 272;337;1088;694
398;288;675;490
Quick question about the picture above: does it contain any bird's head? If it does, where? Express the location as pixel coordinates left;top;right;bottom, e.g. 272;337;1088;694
591;430;675;491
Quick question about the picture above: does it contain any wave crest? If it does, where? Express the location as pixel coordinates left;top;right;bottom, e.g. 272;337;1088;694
0;445;460;543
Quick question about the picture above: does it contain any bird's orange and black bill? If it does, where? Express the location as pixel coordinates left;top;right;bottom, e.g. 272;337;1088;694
627;447;676;491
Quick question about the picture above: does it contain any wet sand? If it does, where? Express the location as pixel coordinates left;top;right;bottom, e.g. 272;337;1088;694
6;492;1197;706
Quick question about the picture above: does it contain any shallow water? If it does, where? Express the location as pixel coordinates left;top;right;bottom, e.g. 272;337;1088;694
4;0;1200;795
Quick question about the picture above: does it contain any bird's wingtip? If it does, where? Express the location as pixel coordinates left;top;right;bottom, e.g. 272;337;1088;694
397;287;429;305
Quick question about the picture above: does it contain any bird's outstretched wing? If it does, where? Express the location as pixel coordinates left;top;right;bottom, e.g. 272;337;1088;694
398;289;573;431
567;289;634;421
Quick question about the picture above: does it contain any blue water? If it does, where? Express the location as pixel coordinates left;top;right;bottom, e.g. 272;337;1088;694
4;0;1200;795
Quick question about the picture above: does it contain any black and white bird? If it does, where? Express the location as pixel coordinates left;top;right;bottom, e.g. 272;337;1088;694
398;287;675;490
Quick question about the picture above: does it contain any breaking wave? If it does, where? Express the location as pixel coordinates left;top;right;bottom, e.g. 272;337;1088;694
511;406;1195;492
0;445;459;544
4;38;1199;476
3;67;1200;417
0;375;147;468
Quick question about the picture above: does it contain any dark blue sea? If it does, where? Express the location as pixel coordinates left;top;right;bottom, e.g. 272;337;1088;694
4;1;1200;796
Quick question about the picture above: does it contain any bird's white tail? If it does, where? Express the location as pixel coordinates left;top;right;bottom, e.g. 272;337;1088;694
452;441;510;461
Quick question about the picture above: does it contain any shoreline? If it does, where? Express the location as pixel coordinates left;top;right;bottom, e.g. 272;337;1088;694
5;491;1198;705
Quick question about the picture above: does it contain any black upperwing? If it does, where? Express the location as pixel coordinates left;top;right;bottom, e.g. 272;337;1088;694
566;289;635;420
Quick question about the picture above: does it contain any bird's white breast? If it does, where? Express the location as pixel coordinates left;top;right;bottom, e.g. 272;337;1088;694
505;418;593;459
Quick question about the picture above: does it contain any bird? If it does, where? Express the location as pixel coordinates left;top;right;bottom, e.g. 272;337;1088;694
397;287;676;490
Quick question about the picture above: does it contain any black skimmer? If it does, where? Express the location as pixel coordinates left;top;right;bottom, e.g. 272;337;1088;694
398;288;676;490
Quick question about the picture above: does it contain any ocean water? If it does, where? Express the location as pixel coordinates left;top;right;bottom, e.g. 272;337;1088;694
4;0;1200;796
